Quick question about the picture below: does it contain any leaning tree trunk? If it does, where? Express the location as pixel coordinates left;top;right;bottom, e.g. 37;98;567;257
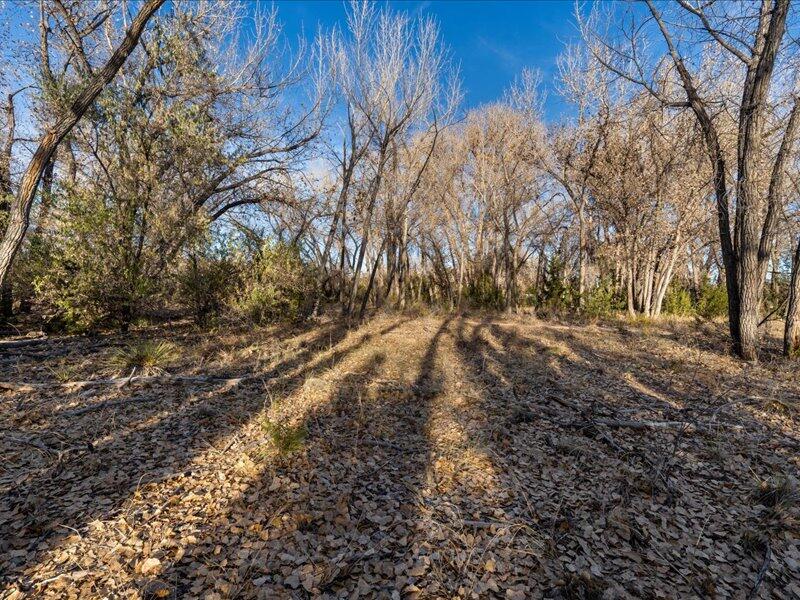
0;0;164;289
652;233;681;317
312;165;353;317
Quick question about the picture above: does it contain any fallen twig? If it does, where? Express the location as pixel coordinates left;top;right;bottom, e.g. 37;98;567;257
588;416;744;432
747;539;772;600
6;434;56;455
5;434;84;458
59;395;161;416
517;405;743;433
0;337;48;350
0;373;257;394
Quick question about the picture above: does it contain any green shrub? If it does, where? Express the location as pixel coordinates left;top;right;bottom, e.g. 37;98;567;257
696;283;728;320
33;186;205;331
177;249;240;323
464;272;505;309
582;282;622;319
664;285;694;317
232;241;314;324
537;256;576;311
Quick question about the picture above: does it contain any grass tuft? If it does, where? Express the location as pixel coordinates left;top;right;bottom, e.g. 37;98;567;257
740;529;768;554
753;475;798;510
108;340;179;375
261;417;307;455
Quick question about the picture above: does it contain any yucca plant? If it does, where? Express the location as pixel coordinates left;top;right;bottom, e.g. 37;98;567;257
108;340;179;375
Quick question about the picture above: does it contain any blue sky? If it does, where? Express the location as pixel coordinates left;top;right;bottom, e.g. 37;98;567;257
276;1;584;121
0;0;585;129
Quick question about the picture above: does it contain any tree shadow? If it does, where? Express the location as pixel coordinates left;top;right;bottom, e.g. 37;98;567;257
145;316;451;598
455;316;798;597
0;317;385;593
3;314;797;597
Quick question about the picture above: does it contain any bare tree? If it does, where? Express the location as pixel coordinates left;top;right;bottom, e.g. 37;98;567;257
324;1;451;317
583;0;800;359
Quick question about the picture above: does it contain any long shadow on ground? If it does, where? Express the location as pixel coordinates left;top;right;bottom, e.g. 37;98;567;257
147;316;450;598
455;317;798;597
0;319;380;593
2;315;797;598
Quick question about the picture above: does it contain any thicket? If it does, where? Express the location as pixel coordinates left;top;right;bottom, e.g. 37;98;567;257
662;282;729;320
231;242;316;325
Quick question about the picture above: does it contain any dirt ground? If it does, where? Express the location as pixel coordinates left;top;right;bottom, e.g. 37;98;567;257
1;313;799;599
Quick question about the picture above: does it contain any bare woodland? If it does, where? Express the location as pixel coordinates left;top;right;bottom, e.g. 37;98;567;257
0;1;799;598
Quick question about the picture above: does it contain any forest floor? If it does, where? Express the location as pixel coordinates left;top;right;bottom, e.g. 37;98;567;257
1;312;799;599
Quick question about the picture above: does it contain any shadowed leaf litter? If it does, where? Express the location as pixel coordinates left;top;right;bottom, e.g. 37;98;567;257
1;314;799;598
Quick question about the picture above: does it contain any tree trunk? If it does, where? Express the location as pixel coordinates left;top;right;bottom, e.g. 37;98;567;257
652;233;681;317
626;263;635;318
359;237;387;320
0;280;11;319
577;204;586;306
312;166;353;317
784;236;800;357
398;213;409;309
731;0;790;360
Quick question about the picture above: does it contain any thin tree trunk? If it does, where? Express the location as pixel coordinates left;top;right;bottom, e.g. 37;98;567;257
359;237;387;321
653;240;681;317
784;236;800;357
398;213;409;309
577;204;586;306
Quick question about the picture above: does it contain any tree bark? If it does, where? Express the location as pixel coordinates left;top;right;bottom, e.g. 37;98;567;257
784;236;800;357
645;0;790;360
577;204;586;305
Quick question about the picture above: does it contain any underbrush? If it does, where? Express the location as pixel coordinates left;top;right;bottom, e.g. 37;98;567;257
230;242;315;325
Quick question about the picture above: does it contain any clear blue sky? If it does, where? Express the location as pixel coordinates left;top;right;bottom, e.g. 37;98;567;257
1;1;584;123
276;1;583;121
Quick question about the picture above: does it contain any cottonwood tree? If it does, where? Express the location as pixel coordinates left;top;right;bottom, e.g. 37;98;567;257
585;91;711;316
405;101;561;310
462;104;552;309
320;1;452;317
583;0;800;359
0;25;25;317
32;1;324;327
536;50;608;303
0;0;164;293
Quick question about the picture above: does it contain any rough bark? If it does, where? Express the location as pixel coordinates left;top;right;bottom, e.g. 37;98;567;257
645;0;790;360
785;237;800;357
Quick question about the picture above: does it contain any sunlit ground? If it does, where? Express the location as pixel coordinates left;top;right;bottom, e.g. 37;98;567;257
1;313;798;598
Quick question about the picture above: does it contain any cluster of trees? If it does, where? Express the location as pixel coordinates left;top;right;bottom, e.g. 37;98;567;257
1;1;799;360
